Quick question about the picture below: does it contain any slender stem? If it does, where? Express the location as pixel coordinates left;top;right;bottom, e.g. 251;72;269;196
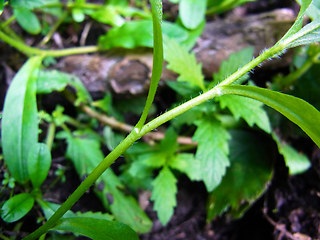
0;30;99;57
46;123;56;151
1;15;15;28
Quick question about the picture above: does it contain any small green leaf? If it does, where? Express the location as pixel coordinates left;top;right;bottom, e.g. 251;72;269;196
89;6;125;26
207;130;273;220
211;47;254;87
98;20;188;50
220;85;320;148
151;167;177;225
179;0;206;29
165;38;205;90
272;133;310;175
27;143;52;188
218;94;271;133
72;8;85;22
169;153;201;181
38;200;75;220
1;193;35;222
13;8;41;35
54;217;139;240
1;57;41;183
193;119;231;191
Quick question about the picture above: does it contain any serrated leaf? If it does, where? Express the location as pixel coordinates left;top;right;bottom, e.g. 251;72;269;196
27;143;52;188
59;132;152;233
179;0;207;29
193;119;231;191
165;38;205;90
272;133;310;175
99;20;188;50
220;85;320;148
74;211;114;221
54;217;139;240
218;94;271;133
1;57;41;183
207;130;273;220
169;153;201;181
1;193;35;222
211;47;254;87
13;8;41;35
151;167;177;225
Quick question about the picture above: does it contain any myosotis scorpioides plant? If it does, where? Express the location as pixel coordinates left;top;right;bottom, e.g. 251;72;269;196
1;0;320;239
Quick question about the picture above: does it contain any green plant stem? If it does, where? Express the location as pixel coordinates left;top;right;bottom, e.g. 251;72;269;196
46;123;56;151
0;30;99;57
1;15;15;29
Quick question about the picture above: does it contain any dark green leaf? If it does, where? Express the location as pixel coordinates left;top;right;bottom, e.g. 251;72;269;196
218;94;271;133
27;143;52;188
1;193;35;222
1;57;41;183
220;85;320;148
207;130;273;220
13;8;41;35
211;47;254;87
179;0;206;29
169;153;201;181
151;167;177;225
54;217;139;240
59;132;152;233
165;38;205;90
99;20;188;50
193;119;231;191
272;133;310;175
0;0;4;15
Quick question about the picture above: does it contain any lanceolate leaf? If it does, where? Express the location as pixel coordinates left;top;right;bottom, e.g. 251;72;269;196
1;193;35;223
53;217;139;240
207;130;273;220
193;119;231;191
151;167;177;225
1;57;41;183
179;0;207;29
27;143;52;188
220;85;320;148
13;8;41;35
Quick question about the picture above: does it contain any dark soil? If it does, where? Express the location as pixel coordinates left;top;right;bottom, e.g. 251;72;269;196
1;0;320;240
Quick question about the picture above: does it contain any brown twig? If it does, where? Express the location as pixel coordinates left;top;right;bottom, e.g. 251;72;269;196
81;105;197;146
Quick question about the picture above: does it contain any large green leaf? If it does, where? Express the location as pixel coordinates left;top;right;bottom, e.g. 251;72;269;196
219;85;320;148
179;0;206;29
13;8;41;35
1;193;35;222
207;130;273;220
58;132;152;233
218;95;271;133
151;167;177;225
1;57;41;183
27;143;52;188
193;119;231;191
165;37;205;90
53;217;139;240
98;20;188;50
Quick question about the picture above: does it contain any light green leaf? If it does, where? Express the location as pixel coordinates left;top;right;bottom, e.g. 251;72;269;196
59;132;152;233
219;85;320;148
72;8;85;22
169;153;201;181
151;167;177;225
165;37;205;90
272;133;310;175
193;119;231;191
296;0;320;20
13;8;41;35
1;193;35;222
179;0;206;29
99;20;188;50
53;217;139;240
211;47;254;87
207;130;273;220
27;143;52;188
10;0;45;9
218;94;271;133
38;200;76;220
89;6;125;26
1;57;41;183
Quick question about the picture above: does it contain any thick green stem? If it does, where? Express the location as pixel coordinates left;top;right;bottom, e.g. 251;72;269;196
0;30;99;57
